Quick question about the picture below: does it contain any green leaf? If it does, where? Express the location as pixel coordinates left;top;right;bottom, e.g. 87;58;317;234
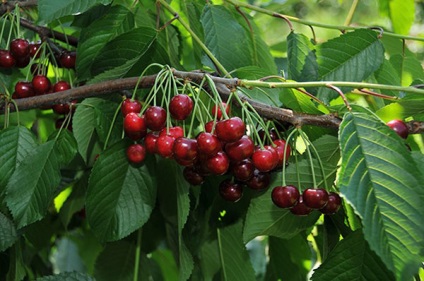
35;271;95;281
86;140;156;242
316;29;384;102
389;54;424;86
0;126;37;196
89;27;157;82
374;59;401;97
200;5;253;72
0;212;17;251
218;220;256;281
378;0;415;35
59;174;88;227
311;230;394;281
338;111;424;280
6;141;62;228
377;94;424;121
287;32;318;82
76;5;134;80
38;0;112;24
48;130;78;166
279;87;326;114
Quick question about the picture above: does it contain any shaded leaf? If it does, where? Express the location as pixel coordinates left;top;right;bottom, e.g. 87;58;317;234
35;271;95;281
287;32;318;82
374;59;401;97
389;54;424;86
48;130;78;166
0;212;17;251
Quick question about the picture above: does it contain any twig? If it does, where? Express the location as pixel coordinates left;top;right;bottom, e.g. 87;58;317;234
0;0;38;16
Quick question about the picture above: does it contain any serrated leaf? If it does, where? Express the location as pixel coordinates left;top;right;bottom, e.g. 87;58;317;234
0;212;17;251
76;5;134;80
35;271;95;281
0;126;37;196
48;130;78;166
38;0;112;24
316;29;384;102
311;230;394;281
218;220;256;281
93;99;122;147
338;111;424;280
86;140;156;242
200;5;253;72
287;32;318;82
6;141;62;228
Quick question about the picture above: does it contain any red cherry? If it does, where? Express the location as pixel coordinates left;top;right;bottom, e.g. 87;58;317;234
302;188;329;209
126;144;146;164
183;166;204;185
290;195;313;216
211;102;230;120
29;42;42;58
156;134;176;158
258;128;278;142
173;137;198;164
219;179;243;202
15;56;30;68
215;117;245;143
273;139;291;166
144;132;158;154
14;81;35;98
387;119;409;139
206;151;230;175
121;98;142;117
232;159;255;182
251;145;279;172
169;94;193;120
246;169;270;190
197;132;222;157
53;81;71;92
225;135;254;162
10;38;30;58
271;185;300;208
160;126;184;139
320;192;342;215
123;113;147;141
145;106;166;131
59;51;76;68
0;50;16;67
32;75;51;95
205;120;215;133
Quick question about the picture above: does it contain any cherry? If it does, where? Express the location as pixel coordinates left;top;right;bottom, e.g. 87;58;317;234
205;151;230;175
126;143;146;164
232;159;255;182
387;119;409;139
10;38;30;58
59;51;76;68
173;137;198;164
251;145;279;172
204;120;215;133
55;118;72;131
302;188;329;209
271;185;300;208
225;135;254;162
29;42;41;58
219;179;243;202
123;112;147;141
144;132;159;154
183;166;204;185
145;106;166;131
211;102;230;120
258;128;278;142
32;75;51;95
53;81;71;92
121;98;142;117
215;117;246;143
159;126;184;139
156;134;176;158
290;195;312;216
320;192;342;215
197;132;221;157
246;169;270;190
169;94;193;120
273;139;291;166
15;56;30;68
14;81;35;98
0;50;16;67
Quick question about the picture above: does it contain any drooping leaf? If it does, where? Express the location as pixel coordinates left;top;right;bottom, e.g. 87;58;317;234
378;0;415;35
6;141;62;228
316;29;384;102
35;271;95;281
287;32;318;82
38;0;112;24
0;126;37;196
217;220;256;281
0;212;17;251
338;111;424;280
311;230;395;281
86;140;156;242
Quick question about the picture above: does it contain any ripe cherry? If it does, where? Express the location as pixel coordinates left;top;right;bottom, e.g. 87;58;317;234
15;56;30;68
53;81;71;92
197;132;222;157
123;113;147;141
205;151;230;175
169;94;193;120
302;188;329;209
290;195;312;216
252;145;279;172
59;51;76;68
215;117;245;143
156;134;176;158
14;81;35;98
273;139;291;166
144;132;159;154
160;126;184;139
10;38;30;58
246;169;270;190
271;185;300;208
0;50;16;67
219;179;243;202
225;135;254;162
145;106;166;131
29;42;41;58
121;98;142;117
232;159;255;182
211;102;230;120
173;137;198;164
183;166;204;185
32;75;51;95
387;119;409;139
258;128;278;142
320;192;342;215
204;120;215;133
126;144;146;164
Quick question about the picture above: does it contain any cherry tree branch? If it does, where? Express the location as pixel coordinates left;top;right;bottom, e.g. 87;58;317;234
0;0;38;16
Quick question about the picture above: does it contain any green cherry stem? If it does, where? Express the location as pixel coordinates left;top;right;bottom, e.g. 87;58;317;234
103;102;122;150
281;128;298;186
133;228;143;281
293;130;302;191
299;129;317;187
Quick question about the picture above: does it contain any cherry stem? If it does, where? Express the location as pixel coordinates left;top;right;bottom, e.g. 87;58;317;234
292;131;302;191
103;103;122;150
299;129;317;187
326;84;351;111
281;128;298;186
133;228;143;281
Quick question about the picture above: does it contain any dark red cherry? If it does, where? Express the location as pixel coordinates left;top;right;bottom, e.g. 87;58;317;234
126;144;146;164
59;51;76;68
215;117;245;143
319;192;342;215
53;81;71;92
121;98;142;117
232;159;255;182
251;145;279;172
225;135;254;162
211;102;230;120
258;128;278;142
219;179;243;202
246;169;270;190
271;185;300;208
205;120;215;133
273;139;291;166
302;188;329;209
0;50;16;67
14;81;35;98
145;106;166;131
206;151;230;175
15;55;30;68
144;132;159;154
173;137;198;163
123;113;147;141
387;119;409;139
29;42;42;58
197;132;222;157
290;195;313;216
32;75;51;95
10;38;30;58
169;94;193;120
156;134;176;158
160;126;184;139
183;166;204;185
